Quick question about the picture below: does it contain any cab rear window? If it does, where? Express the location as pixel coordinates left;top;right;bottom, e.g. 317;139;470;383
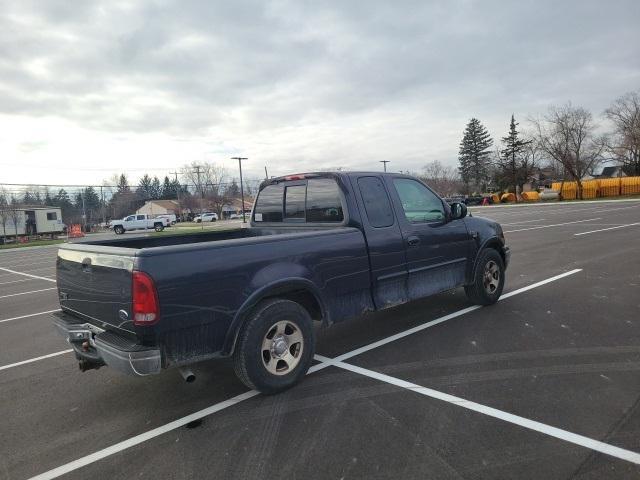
254;178;344;223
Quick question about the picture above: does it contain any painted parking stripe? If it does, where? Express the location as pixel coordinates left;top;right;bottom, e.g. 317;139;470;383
504;218;601;233
0;260;55;269
0;267;56;282
574;222;640;236
0;287;57;299
25;269;583;480
0;278;39;286
333;269;582;362
0;350;73;372
27;390;260;480
0;309;61;324
315;355;640;465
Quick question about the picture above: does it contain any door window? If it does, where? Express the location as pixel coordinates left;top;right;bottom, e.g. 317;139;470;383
393;179;445;223
125;216;134;221
136;215;145;220
358;177;394;228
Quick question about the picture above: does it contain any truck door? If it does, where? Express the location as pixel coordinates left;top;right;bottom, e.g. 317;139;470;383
353;175;408;309
123;215;135;230
136;214;146;229
388;177;473;301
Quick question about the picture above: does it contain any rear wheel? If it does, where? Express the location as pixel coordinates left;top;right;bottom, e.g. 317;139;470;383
233;299;315;394
154;223;164;232
114;226;124;235
465;248;505;305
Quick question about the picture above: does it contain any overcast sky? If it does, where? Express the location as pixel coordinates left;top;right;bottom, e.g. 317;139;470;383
1;0;639;187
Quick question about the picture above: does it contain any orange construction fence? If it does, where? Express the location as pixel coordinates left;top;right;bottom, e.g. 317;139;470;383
551;176;640;199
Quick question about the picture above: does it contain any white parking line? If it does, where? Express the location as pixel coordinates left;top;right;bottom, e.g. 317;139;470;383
0;278;39;286
27;390;260;480
0;260;55;269
334;269;582;362
500;218;546;225
25;269;583;480
0;350;73;372
0;288;57;299
504;218;601;233
0;309;61;324
0;267;56;282
574;222;640;236
314;355;640;465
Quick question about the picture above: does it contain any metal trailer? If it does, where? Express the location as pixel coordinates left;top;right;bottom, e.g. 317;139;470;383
3;207;64;236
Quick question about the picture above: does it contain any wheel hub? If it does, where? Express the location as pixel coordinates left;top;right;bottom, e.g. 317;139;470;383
271;335;288;358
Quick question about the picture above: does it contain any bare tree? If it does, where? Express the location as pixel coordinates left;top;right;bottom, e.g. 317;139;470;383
0;188;9;240
532;103;604;200
180;162;228;197
419;160;463;197
604;90;640;175
7;195;21;238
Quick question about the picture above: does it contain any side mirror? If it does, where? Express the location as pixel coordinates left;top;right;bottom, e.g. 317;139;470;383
450;202;467;220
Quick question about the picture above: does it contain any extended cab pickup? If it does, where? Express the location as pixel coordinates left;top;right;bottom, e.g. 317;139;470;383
111;214;169;234
53;172;510;393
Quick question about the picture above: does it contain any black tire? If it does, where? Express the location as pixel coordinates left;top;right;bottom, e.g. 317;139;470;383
114;226;124;235
154;223;164;232
464;248;505;305
233;299;315;394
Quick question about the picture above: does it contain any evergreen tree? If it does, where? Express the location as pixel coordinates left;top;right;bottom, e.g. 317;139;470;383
225;179;240;198
137;174;153;200
161;176;173;199
117;174;131;193
499;115;531;201
150;176;162;200
458;118;493;191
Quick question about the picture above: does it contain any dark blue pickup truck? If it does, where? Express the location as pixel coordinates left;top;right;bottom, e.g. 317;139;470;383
53;172;509;393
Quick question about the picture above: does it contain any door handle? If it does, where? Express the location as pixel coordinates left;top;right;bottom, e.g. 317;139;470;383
407;236;420;247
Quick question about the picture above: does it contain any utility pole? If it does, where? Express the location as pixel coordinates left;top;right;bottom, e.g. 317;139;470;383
100;186;105;226
170;170;181;221
380;160;390;172
193;165;204;229
264;166;269;180
231;157;248;223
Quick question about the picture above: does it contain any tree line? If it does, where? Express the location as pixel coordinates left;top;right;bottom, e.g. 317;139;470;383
0;165;261;236
421;90;640;201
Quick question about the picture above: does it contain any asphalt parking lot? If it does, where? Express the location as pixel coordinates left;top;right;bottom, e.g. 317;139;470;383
1;199;640;480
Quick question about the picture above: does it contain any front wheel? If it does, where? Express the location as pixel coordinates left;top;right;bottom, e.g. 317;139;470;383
233;299;315;394
114;226;124;235
465;249;505;305
154;223;164;232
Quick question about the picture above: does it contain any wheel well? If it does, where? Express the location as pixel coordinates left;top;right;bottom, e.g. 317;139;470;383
263;289;323;322
483;240;505;263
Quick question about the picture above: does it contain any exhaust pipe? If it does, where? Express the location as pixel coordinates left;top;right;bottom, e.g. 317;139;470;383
178;367;196;383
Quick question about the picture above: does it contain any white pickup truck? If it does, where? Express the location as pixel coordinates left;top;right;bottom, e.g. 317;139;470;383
111;214;170;234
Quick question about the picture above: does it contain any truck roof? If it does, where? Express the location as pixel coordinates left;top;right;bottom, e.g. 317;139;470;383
263;171;412;188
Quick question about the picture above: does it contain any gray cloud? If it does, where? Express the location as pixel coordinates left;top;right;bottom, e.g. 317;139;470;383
0;0;639;176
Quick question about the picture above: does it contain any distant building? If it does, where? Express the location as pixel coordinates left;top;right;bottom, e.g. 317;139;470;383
1;206;64;237
596;166;626;178
136;200;181;216
221;198;254;218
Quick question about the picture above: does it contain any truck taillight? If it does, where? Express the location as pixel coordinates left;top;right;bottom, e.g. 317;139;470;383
132;271;160;326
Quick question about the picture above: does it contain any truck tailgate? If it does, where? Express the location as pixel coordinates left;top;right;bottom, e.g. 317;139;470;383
56;249;136;334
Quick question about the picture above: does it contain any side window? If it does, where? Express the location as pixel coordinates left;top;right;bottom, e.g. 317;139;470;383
125;215;134;221
357;177;394;228
285;185;306;219
136;215;145;220
393;178;445;223
306;179;344;222
254;184;284;222
46;212;57;221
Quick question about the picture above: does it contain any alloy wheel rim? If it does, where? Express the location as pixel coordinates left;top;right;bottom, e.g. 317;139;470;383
483;260;500;294
261;320;304;376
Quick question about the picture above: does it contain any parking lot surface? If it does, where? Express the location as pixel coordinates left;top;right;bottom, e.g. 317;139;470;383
1;199;640;479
